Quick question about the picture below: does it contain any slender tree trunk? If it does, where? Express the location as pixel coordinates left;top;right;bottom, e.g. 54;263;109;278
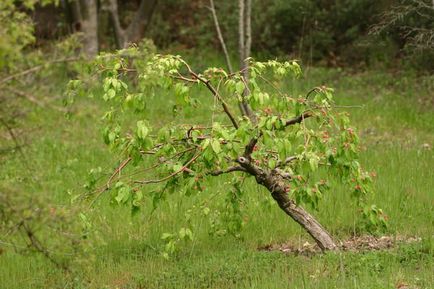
236;156;337;251
209;0;233;73
238;0;254;121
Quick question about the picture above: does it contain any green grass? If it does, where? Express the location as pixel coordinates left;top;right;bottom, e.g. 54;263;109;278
0;64;433;289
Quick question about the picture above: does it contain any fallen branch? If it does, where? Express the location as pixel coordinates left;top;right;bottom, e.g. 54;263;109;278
5;86;67;112
0;57;81;86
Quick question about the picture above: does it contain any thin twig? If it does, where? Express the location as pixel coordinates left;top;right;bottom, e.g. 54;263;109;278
106;157;132;189
257;74;287;98
135;152;201;184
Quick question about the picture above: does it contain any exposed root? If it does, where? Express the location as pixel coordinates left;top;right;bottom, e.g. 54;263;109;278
258;235;422;255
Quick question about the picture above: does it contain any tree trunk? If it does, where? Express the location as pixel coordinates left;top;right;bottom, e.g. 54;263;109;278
125;0;158;45
238;0;255;122
269;184;338;251
236;156;337;251
79;0;98;56
67;0;98;57
106;0;158;49
105;0;126;48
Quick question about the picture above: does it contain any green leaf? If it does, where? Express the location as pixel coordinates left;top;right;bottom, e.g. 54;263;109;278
107;88;116;99
179;228;186;239
115;187;130;204
203;207;210;215
235;81;245;95
136;120;149;140
309;155;319;172
201;138;210;150
211;139;221;154
161;233;173;240
268;158;276;169
185;228;193;240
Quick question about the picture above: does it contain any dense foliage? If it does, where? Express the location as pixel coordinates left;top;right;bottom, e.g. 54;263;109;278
72;46;388;254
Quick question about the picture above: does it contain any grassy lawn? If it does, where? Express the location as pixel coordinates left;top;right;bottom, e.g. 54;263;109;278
0;65;433;289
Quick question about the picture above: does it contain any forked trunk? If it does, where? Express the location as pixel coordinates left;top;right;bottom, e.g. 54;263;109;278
236;156;337;251
106;0;158;49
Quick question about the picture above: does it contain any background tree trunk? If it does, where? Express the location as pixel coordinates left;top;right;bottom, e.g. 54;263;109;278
106;0;158;48
125;0;158;45
79;0;98;56
65;0;98;56
238;0;254;122
105;0;126;48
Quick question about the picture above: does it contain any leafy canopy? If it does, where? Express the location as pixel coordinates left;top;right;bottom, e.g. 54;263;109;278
72;46;386;252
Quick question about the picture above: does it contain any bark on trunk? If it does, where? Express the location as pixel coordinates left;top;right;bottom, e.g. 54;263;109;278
67;0;98;57
125;0;158;45
236;156;337;251
79;0;98;56
269;184;338;251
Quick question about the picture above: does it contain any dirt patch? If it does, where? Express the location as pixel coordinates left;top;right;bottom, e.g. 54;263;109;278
259;235;422;255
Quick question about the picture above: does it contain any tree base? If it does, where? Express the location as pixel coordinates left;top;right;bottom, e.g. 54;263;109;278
236;156;338;251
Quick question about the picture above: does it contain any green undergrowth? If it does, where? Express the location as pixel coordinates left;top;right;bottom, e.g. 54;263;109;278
0;63;433;289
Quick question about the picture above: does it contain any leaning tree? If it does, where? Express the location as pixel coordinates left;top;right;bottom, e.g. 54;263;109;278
79;47;386;252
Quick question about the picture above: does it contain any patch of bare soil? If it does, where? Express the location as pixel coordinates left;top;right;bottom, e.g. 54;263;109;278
259;235;422;255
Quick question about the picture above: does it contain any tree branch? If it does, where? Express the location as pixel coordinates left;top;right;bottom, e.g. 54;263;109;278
179;60;239;129
284;111;313;127
106;157;132;189
5;86;66;112
276;156;297;168
22;223;69;271
238;0;245;64
244;111;313;158
209;166;247;176
238;0;255;122
135;152;201;184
